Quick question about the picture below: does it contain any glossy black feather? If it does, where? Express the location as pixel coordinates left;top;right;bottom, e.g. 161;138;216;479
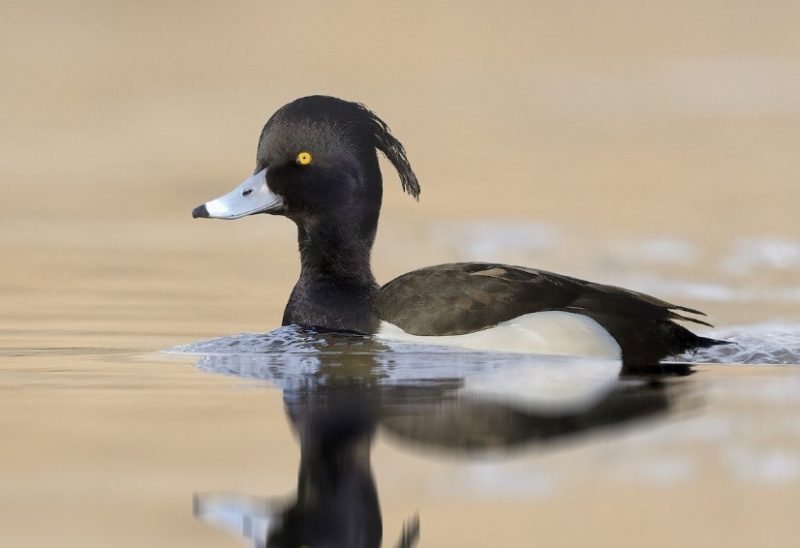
373;263;723;364
195;95;725;366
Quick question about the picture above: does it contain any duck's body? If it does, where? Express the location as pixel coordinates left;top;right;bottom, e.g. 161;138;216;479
193;95;722;365
374;263;716;362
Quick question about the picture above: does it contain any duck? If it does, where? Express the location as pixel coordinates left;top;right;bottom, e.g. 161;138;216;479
192;95;722;365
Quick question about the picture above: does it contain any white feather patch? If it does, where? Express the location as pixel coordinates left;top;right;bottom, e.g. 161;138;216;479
376;311;622;359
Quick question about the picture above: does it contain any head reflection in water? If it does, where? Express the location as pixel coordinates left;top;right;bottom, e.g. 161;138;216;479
187;329;694;547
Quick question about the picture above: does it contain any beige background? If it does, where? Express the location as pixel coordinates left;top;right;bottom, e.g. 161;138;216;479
3;1;799;231
4;0;799;329
1;2;799;547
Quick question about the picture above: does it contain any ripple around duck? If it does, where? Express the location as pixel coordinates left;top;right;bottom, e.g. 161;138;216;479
677;323;800;365
168;322;800;373
168;326;628;413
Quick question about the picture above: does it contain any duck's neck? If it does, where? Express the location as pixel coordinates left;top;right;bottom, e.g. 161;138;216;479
282;213;380;333
297;216;377;284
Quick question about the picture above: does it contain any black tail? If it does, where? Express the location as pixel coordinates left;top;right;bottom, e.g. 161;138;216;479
657;322;729;365
582;309;729;366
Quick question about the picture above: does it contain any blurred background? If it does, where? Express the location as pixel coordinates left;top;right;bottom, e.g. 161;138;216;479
2;0;799;328
1;1;799;547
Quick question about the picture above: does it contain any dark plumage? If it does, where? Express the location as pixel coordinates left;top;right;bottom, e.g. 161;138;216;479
193;95;724;365
374;262;719;364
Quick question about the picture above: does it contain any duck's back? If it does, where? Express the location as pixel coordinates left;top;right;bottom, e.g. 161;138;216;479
372;263;721;364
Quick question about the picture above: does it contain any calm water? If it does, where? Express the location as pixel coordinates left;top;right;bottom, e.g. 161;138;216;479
4;3;800;545
175;327;800;547
3;217;799;547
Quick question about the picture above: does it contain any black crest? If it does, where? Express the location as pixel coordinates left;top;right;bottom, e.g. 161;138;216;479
358;104;421;200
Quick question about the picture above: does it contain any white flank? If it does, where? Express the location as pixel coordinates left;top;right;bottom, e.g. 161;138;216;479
376;311;622;359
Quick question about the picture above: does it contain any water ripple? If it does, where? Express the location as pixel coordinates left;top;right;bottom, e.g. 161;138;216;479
679;323;800;365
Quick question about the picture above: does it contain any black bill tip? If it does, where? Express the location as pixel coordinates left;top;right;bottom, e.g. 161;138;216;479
192;204;209;219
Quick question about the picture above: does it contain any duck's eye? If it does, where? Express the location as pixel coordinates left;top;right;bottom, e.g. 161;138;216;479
296;152;312;166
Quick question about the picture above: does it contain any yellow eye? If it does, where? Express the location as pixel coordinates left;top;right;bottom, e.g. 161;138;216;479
296;151;312;165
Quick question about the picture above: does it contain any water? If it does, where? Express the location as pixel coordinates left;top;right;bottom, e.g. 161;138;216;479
683;323;800;364
3;216;800;547
164;324;800;546
177;335;674;547
171;323;800;367
162;218;800;546
4;5;800;542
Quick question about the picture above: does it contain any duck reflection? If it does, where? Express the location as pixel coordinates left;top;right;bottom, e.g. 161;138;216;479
188;330;693;547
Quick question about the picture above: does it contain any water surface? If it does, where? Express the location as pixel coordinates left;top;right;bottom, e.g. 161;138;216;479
3;4;800;543
3;217;799;547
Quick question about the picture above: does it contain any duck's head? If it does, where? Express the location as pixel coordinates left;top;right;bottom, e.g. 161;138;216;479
191;96;420;234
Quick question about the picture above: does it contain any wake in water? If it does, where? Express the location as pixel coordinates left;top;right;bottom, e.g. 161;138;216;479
678;323;800;365
170;326;623;404
170;322;800;366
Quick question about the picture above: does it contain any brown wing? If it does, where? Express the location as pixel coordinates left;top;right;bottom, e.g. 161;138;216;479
373;262;721;364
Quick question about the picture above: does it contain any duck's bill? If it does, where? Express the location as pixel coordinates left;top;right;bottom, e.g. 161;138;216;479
191;168;283;220
193;492;276;546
